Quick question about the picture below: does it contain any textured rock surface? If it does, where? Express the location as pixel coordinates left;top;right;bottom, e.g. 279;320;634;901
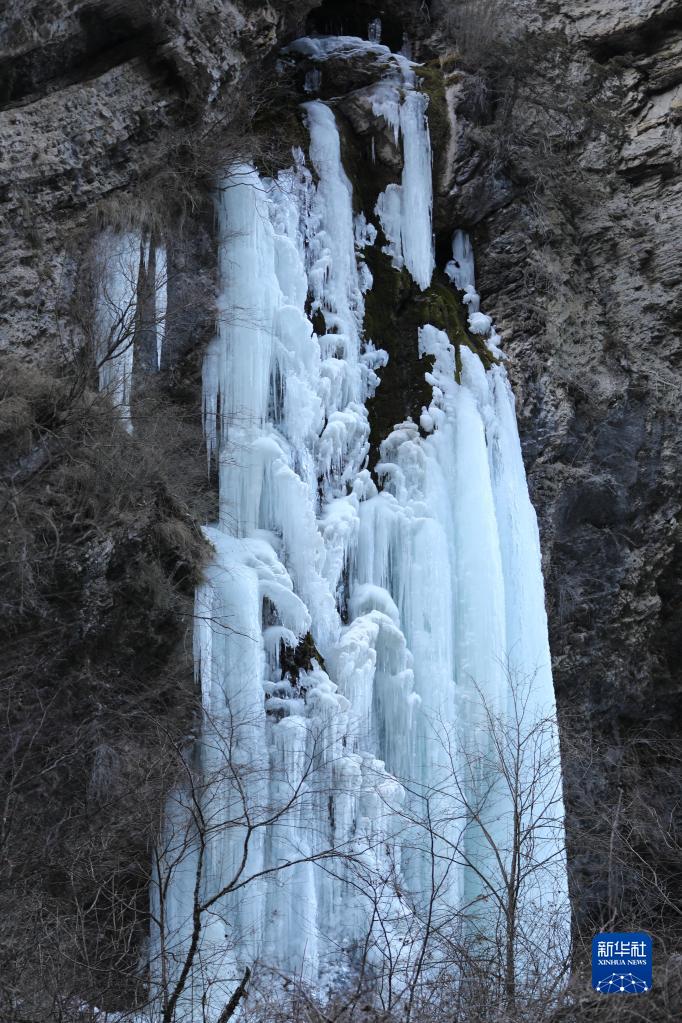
547;0;682;43
2;0;681;968
436;0;682;943
0;0;316;358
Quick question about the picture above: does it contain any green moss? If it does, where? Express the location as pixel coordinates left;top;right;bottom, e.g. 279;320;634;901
362;243;499;460
280;632;326;684
363;246;499;458
419;281;467;339
364;247;413;341
415;60;449;185
417;272;499;375
333;105;396;217
363;247;429;463
416;60;447;133
440;53;461;76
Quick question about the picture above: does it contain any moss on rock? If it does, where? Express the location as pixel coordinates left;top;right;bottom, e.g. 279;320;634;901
418;271;499;373
280;631;326;684
334;103;397;217
415;59;449;178
364;253;498;461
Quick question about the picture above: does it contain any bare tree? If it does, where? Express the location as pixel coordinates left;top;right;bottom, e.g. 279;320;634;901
88;230;170;425
301;670;571;1023
146;685;394;1023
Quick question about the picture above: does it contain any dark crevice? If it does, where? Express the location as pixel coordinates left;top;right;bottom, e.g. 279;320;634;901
306;0;405;52
0;5;175;111
588;5;682;62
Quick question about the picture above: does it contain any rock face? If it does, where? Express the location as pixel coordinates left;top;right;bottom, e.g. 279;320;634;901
0;0;315;358
436;0;682;945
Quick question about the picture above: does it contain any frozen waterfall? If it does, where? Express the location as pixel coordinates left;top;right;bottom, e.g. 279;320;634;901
150;35;567;1018
94;230;168;426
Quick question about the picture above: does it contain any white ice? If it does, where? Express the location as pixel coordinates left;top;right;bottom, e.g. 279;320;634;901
152;40;567;1017
94;231;140;426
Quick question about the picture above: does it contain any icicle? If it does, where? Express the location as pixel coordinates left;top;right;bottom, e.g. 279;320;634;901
304;67;322;93
373;71;435;289
94;230;140;428
155;245;167;368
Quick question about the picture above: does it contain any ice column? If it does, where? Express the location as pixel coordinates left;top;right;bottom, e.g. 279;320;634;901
374;79;435;289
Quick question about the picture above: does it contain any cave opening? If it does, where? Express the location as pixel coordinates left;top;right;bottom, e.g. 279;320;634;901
0;3;168;111
306;0;405;53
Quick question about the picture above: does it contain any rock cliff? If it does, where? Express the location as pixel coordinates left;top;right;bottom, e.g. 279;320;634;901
1;0;681;1000
433;0;682;946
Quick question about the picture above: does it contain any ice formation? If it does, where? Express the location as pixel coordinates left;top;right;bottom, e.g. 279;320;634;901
94;231;140;424
371;67;435;289
94;231;167;424
150;35;566;1017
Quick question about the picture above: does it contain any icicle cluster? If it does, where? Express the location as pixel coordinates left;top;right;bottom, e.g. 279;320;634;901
150;36;566;1018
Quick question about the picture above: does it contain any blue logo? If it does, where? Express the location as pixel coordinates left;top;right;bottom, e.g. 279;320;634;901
592;932;652;993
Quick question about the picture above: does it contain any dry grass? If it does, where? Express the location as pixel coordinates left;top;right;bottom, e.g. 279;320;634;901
0;356;211;1018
